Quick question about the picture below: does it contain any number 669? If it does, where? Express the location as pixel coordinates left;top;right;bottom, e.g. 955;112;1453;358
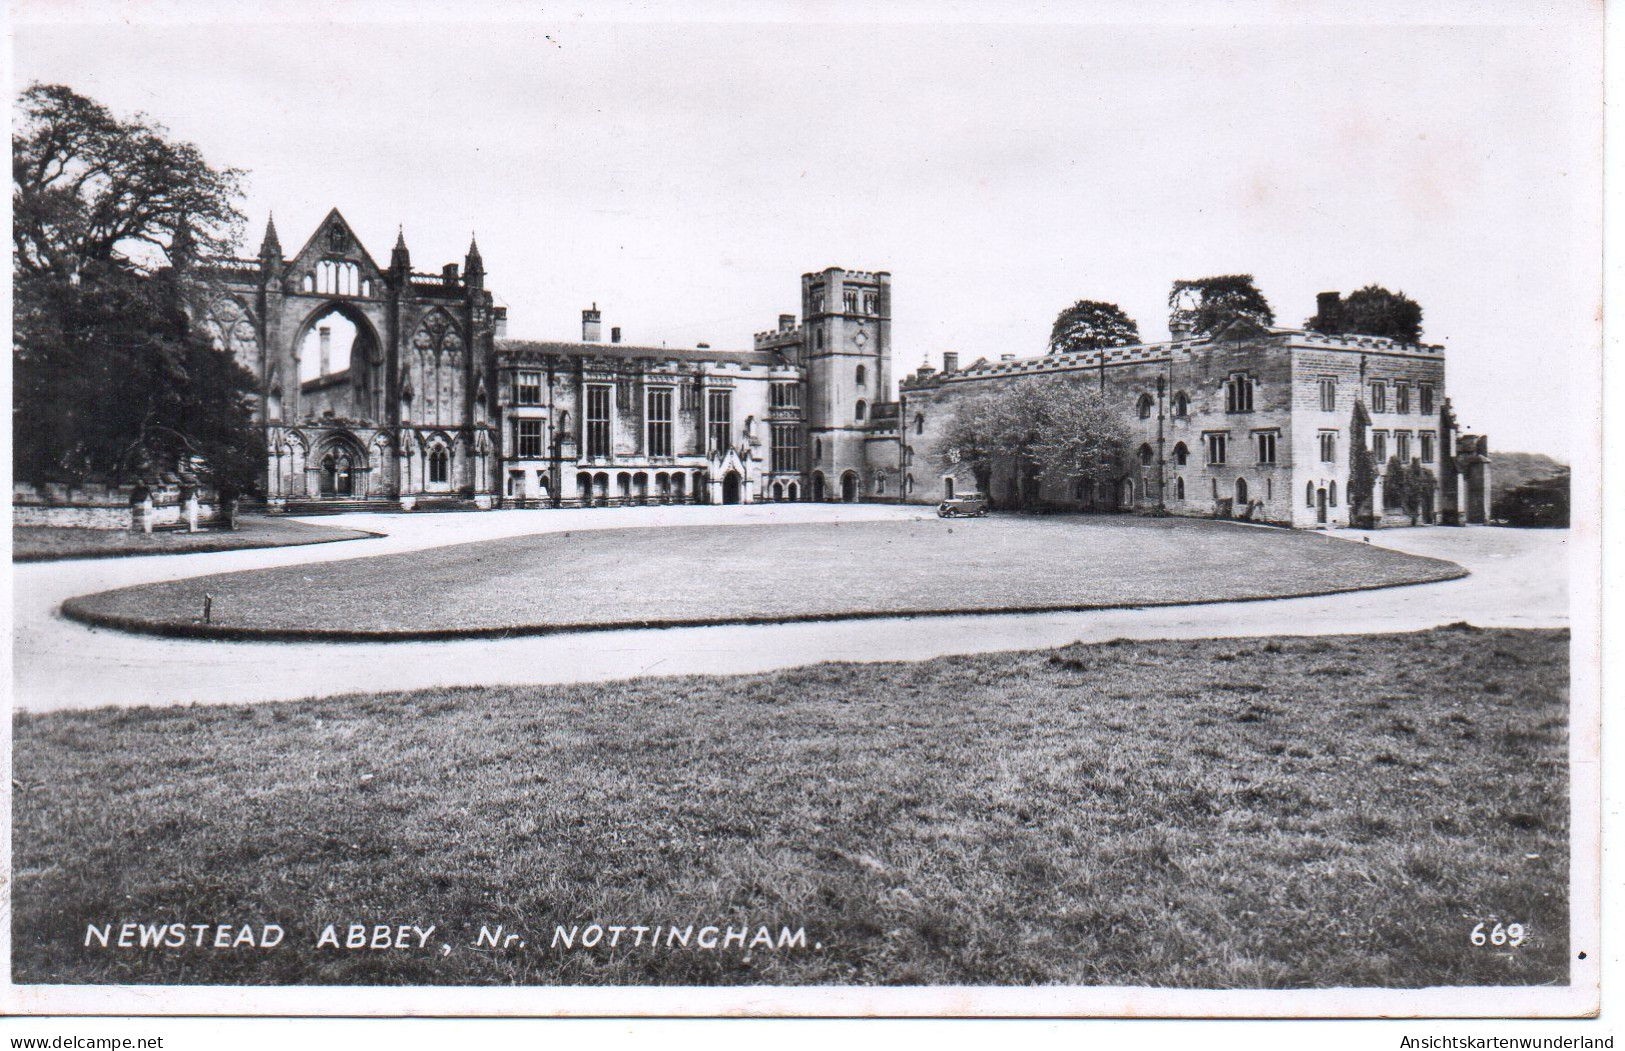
1471;922;1526;947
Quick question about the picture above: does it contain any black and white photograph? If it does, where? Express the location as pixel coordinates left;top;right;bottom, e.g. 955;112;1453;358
2;0;1609;1033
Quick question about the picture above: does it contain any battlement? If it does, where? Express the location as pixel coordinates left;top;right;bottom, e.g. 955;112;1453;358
754;323;803;343
900;327;1446;391
803;267;890;284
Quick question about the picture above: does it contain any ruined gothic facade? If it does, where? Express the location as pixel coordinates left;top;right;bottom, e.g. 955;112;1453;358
895;314;1493;528
185;210;901;508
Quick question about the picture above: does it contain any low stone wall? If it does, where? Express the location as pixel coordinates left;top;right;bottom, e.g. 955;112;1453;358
14;482;219;532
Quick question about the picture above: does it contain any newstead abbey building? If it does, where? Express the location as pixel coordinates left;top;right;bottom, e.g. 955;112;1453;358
185;209;1487;528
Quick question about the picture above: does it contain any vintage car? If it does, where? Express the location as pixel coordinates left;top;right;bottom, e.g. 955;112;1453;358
936;493;989;518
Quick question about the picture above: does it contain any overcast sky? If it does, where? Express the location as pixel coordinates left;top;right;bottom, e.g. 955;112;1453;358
13;0;1600;457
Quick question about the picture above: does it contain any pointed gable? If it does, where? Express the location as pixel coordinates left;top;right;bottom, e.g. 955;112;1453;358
284;208;387;291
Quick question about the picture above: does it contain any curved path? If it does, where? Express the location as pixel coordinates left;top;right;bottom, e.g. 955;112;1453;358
11;505;1568;711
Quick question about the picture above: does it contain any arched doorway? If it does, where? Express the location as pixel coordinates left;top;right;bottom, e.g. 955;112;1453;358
840;471;858;503
722;471;742;505
771;481;784;501
320;451;354;497
787;482;799;502
811;472;826;502
314;435;367;499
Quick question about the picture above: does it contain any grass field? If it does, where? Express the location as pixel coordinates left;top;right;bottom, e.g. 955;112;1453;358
61;515;1464;639
11;626;1567;988
13;515;376;562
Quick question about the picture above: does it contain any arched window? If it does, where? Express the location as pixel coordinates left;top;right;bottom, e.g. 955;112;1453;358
1306;481;1315;507
1175;476;1185;500
301;273;314;293
914;413;925;435
316;260;361;296
814;438;822;461
815;329;825;350
1173;441;1189;466
855;400;867;421
429;445;450;483
1236;477;1249;504
856;364;867;387
1138;443;1153;466
1329;481;1339;507
1172;391;1190;418
1225;373;1255;414
1137;393;1154;419
904;446;914;466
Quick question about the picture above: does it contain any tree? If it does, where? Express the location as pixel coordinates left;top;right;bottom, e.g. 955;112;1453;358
13;83;244;279
1309;284;1423;343
1048;300;1140;355
13;84;262;506
1383;456;1437;525
938;376;1129;508
1346;400;1378;528
1494;469;1569;527
1168;275;1274;338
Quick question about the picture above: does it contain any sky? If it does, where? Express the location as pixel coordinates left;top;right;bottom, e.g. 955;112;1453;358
12;0;1602;457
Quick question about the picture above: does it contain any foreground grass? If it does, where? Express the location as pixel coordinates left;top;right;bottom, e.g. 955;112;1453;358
12;626;1567;988
63;515;1463;638
13;516;375;562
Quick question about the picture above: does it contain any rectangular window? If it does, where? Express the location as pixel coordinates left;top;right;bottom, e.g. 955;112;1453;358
1254;431;1278;464
1369;381;1387;413
585;385;612;459
1420;431;1436;464
707;389;732;455
771;424;802;472
1318;377;1337;412
1396;383;1412;414
1225;374;1255;413
1420;384;1435;415
515;418;543;458
1204;433;1228;465
1396;431;1412;462
771;382;801;409
1319;431;1338;463
646;388;673;457
1372;430;1388;464
516;371;543;405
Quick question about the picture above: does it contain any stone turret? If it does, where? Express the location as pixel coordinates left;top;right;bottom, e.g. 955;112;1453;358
257;214;281;267
389;227;411;280
464;233;485;289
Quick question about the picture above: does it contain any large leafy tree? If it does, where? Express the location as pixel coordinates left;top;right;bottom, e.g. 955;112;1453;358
1383;455;1437;525
938;376;1129;508
13;83;261;501
1168;274;1274;338
1048;299;1140;355
1309;284;1424;343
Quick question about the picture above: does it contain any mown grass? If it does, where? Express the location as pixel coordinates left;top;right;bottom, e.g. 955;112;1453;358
62;515;1463;637
11;626;1567;988
13;516;374;562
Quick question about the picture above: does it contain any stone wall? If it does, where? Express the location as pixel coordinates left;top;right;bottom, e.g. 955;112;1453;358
14;482;220;531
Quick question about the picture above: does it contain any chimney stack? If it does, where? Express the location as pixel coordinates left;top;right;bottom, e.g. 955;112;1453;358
1314;291;1344;332
1000;353;1016;362
778;314;796;332
942;351;959;373
611;326;622;344
1169;315;1193;341
582;303;601;342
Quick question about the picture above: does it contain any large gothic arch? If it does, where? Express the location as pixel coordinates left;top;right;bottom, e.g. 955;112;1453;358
182;207;500;507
